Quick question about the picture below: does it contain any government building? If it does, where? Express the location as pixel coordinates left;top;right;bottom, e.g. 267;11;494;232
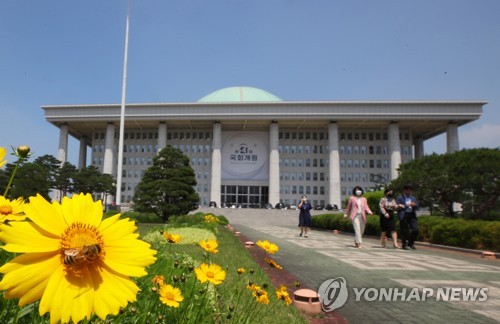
43;86;486;209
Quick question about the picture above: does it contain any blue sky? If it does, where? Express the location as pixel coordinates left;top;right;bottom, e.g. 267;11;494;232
1;0;499;164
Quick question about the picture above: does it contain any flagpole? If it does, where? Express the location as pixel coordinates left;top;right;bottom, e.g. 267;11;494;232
116;0;131;206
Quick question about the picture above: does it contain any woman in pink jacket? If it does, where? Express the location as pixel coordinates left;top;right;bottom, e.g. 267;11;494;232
344;186;373;248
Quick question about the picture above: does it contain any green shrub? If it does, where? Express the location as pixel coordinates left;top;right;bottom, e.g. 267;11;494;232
122;211;163;223
365;190;384;215
312;213;381;235
103;210;120;218
215;215;229;225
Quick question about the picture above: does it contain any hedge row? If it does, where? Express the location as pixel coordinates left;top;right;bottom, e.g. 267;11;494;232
312;213;500;252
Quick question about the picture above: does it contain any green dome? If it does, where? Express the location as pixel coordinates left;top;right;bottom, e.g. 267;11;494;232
198;86;282;102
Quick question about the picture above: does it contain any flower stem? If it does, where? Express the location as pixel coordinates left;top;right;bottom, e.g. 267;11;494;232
3;158;21;197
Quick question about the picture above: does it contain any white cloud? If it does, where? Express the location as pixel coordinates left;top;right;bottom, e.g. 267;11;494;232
460;123;500;149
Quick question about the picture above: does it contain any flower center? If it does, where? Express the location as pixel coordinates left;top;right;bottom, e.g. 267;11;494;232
166;292;175;300
0;205;12;215
206;271;214;278
60;222;104;270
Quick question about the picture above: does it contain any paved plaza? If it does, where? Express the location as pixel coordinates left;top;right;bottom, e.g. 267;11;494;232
208;208;500;324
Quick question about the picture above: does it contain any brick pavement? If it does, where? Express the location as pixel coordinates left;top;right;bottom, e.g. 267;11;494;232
204;208;500;324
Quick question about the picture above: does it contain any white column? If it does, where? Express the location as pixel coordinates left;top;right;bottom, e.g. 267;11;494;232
58;124;68;163
78;136;87;170
388;122;402;180
103;123;115;175
328;122;341;207
210;122;221;206
414;137;424;159
55;124;69;202
158;122;167;152
446;122;459;153
269;121;280;206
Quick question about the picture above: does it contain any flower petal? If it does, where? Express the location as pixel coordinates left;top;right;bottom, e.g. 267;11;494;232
102;242;156;277
23;194;67;236
0;252;60;306
91;264;140;320
61;193;102;227
39;264;94;324
0;222;60;253
99;216;137;239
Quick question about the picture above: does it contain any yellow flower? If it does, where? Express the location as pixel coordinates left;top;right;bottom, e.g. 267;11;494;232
237;267;245;275
0;147;6;168
204;214;219;223
256;240;279;254
195;263;226;285
158;284;184;308
0;196;26;222
246;283;259;291
264;257;283;269
152;275;165;286
0;193;157;324
162;231;182;243
252;288;269;305
199;239;219;253
276;285;293;305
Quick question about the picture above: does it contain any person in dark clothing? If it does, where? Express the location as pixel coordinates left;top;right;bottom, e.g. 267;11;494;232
397;185;419;250
298;195;313;238
379;188;400;248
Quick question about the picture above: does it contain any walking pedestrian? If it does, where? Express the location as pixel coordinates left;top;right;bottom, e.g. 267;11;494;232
298;195;313;238
344;186;373;248
397;185;419;250
379;188;400;248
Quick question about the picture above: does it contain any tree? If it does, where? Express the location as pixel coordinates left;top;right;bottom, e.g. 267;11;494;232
33;154;62;188
133;146;199;221
9;163;52;200
391;148;499;219
73;166;105;194
95;173;115;208
54;162;77;201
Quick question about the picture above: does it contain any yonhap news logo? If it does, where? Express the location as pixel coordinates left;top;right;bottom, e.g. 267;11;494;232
318;277;488;312
317;277;349;312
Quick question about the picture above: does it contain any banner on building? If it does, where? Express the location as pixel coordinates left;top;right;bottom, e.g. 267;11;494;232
221;132;269;180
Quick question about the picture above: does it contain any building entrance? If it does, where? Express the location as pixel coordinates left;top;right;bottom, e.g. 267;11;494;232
221;185;269;208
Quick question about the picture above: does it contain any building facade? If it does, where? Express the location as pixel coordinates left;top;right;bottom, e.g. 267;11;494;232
43;86;486;208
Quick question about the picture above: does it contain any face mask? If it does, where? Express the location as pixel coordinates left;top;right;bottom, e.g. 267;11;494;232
355;190;362;196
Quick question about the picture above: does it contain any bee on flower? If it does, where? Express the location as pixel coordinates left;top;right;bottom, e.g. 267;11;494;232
0;193;157;324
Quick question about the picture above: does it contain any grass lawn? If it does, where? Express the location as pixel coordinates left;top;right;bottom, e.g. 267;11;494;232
133;222;308;323
0;218;307;323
